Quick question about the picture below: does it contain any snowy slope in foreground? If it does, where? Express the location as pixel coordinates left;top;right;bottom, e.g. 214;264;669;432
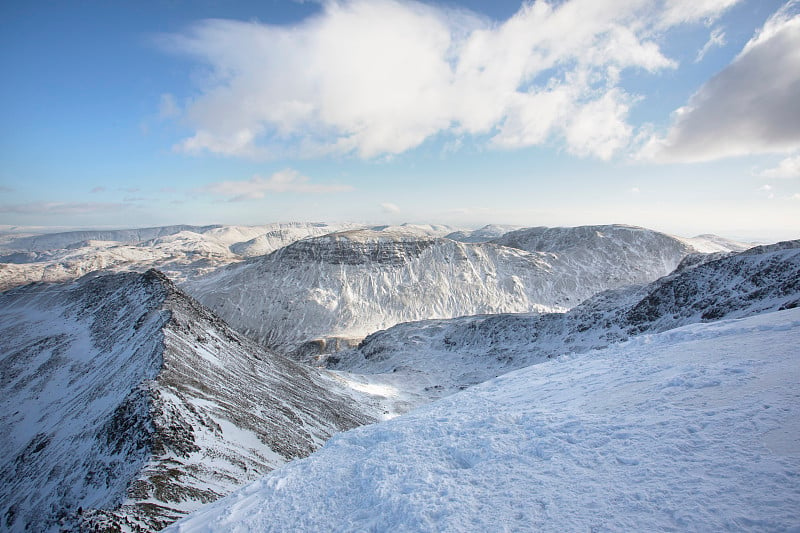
168;308;800;532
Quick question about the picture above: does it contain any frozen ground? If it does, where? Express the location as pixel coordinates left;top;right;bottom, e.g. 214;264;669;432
168;308;800;532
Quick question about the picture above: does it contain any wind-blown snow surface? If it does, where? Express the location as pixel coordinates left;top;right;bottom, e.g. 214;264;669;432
167;308;800;532
0;270;378;532
186;225;730;357
329;240;800;405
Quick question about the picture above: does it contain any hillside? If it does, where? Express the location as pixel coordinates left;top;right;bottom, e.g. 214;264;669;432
0;270;379;532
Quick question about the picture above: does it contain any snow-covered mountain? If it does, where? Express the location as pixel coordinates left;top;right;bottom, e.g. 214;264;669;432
184;229;565;357
0;270;379;532
0;225;223;252
328;240;799;404
0;221;778;532
492;224;749;286
444;224;523;243
0;223;359;290
166;307;800;532
184;225;746;358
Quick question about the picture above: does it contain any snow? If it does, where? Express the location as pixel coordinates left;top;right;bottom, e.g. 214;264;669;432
167;308;800;532
677;233;753;253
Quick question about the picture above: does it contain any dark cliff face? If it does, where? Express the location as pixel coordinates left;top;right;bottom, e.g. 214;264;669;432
271;231;437;266
0;270;378;532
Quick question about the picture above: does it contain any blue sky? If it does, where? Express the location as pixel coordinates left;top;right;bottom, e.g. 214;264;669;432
1;0;798;241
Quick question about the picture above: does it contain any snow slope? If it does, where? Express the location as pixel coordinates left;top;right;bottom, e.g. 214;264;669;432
329;240;800;404
167;308;800;532
186;225;725;357
0;270;379;532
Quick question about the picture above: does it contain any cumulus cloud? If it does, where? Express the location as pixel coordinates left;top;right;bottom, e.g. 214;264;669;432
759;154;800;178
201;168;353;201
644;2;800;162
759;184;775;199
0;202;128;215
160;0;738;160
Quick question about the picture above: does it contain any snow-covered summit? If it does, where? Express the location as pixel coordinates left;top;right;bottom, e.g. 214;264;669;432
445;224;523;243
2;225;223;252
0;270;379;532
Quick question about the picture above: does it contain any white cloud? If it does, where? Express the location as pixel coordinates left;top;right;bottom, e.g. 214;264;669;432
659;0;742;26
695;27;726;62
381;202;401;214
161;0;737;160
201;169;353;201
645;2;800;162
759;184;775;199
563;88;634;160
759;154;800;178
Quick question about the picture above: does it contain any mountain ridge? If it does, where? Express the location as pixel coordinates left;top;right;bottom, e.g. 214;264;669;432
0;269;379;532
